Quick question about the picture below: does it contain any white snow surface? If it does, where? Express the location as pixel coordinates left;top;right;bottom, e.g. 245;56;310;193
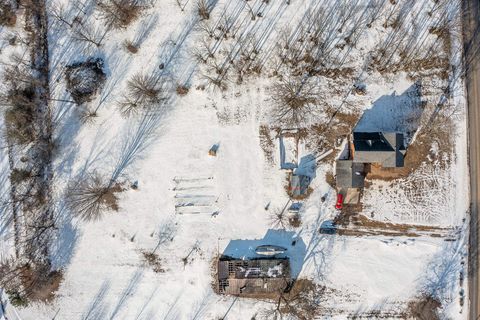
0;0;470;319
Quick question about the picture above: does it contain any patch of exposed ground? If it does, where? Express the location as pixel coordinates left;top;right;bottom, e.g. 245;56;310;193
305;112;361;165
406;295;441;320
333;214;451;238
65;57;106;105
259;124;275;164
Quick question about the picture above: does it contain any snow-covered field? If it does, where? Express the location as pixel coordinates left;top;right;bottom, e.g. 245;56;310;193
0;0;469;319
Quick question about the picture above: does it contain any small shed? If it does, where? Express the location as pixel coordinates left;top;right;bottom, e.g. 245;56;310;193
209;144;219;156
289;174;311;197
335;160;365;189
217;257;291;296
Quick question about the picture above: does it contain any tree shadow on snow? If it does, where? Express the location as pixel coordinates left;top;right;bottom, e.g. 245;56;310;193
0;170;12;240
298;190;338;280
420;225;467;303
109;269;144;320
161;290;183;320
109;106;168;183
50;201;80;270
82;280;110;320
190;289;213;320
294;154;317;178
134;286;158;320
354;81;424;144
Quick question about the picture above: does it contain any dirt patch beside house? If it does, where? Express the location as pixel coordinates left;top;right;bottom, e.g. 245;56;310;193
365;163;409;181
305;112;360;165
333;214;450;238
406;295;442;320
364;113;454;183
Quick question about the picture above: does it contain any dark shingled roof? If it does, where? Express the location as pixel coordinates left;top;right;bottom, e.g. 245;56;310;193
353;132;395;152
353;132;406;168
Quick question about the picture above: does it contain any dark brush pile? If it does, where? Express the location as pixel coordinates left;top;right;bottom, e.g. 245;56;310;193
65;57;106;105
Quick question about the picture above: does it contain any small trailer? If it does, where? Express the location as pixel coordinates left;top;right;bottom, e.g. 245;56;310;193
255;245;287;256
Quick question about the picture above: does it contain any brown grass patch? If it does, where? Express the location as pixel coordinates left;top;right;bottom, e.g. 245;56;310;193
334;214;449;237
366;112;454;182
277;279;325;320
306;112;360;165
288;214;301;228
102;183;123;211
286;185;313;200
211;254;220;293
141;251;164;273
373;54;449;79
0;2;16;27
325;171;336;188
123;40;139;53
19;264;63;302
309;67;354;79
176;85;189;96
407;295;441;320
259;124;275;164
365;163;409;181
1;262;63;306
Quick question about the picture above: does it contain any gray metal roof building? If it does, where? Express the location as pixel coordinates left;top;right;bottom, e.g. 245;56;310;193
336;160;365;188
352;132;406;168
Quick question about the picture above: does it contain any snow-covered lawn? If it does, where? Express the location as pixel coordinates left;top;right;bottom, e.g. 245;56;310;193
0;0;469;319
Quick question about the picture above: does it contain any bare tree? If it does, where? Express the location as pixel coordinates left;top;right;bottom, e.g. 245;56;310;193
271;77;319;127
244;0;257;21
202;59;230;91
197;20;216;39
118;72;164;117
197;0;212;20
49;2;74;28
72;23;104;47
2;67;37;145
65;171;122;221
259;279;325;320
78;107;98;124
152;221;177;253
175;0;186;12
0;0;16;27
268;207;288;229
96;0;144;29
124;13;158;53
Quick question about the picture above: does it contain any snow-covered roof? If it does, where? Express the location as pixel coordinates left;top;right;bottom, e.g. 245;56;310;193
218;257;290;280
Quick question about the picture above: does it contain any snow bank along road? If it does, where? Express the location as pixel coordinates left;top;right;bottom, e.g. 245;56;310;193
464;0;480;318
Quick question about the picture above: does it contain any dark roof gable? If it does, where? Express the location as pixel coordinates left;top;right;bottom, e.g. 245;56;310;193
353;132;395;152
352;132;406;168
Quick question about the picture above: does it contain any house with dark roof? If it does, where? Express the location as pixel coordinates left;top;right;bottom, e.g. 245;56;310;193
217;257;291;296
334;132;407;205
352;132;406;168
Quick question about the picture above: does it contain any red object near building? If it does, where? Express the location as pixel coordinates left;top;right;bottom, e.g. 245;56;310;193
335;194;343;210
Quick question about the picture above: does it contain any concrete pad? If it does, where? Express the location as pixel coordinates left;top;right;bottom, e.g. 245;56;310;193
345;188;361;204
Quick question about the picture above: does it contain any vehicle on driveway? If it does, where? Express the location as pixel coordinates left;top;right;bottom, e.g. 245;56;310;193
335;193;343;210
